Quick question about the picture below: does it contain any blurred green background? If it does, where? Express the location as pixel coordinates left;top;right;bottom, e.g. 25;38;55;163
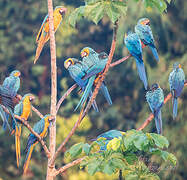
0;0;186;179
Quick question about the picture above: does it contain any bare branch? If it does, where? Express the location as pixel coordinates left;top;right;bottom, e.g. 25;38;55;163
31;106;44;118
56;84;77;113
110;54;131;67
54;157;85;176
137;80;187;131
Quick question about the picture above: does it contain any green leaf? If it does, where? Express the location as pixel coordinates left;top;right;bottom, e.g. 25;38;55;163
166;0;171;3
110;158;126;169
105;3;120;24
125;173;139;180
112;1;127;16
160;151;177;166
84;2;104;24
133;133;149;151
125;153;138;165
68;6;85;27
103;162;115;175
87;158;103;175
144;0;167;13
65;142;84;158
149;133;169;148
83;143;91;155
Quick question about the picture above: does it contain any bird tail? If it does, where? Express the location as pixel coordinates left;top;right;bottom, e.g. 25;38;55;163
74;75;96;111
154;109;162;134
34;35;48;64
15;125;21;167
173;97;178;119
135;59;148;90
100;82;112;105
23;143;36;174
149;46;160;62
89;91;99;112
0;105;11;131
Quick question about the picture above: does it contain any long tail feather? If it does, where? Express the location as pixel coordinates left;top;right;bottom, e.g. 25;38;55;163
89;91;99;112
74;75;96;111
15;126;20;167
34;35;48;64
23;143;35;174
135;59;148;90
149;46;159;62
173;98;178;119
0;105;11;131
100;83;112;105
154;110;162;134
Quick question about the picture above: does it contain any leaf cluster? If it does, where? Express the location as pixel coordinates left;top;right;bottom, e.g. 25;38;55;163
68;0;171;27
65;130;177;178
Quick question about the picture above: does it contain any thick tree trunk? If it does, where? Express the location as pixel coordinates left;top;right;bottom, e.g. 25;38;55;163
46;0;57;179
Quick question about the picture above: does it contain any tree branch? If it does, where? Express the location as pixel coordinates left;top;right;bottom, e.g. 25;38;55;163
54;157;85;177
31;106;44;118
137;80;187;131
1;106;50;158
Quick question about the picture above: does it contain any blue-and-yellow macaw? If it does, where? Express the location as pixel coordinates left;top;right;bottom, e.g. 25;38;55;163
23;114;52;174
146;83;164;134
96;130;125;151
13;94;35;167
34;6;67;64
168;62;185;119
64;58;99;112
124;32;148;90
0;70;21;130
135;18;159;62
74;47;112;110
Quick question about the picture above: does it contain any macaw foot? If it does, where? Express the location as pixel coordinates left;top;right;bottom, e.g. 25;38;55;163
77;88;83;95
94;73;103;86
11;129;15;135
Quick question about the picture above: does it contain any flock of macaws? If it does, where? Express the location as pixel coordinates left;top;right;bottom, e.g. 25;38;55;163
0;5;186;174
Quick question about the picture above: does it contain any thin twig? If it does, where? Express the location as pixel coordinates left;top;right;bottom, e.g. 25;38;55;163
137;80;187;131
110;54;131;67
56;84;77;113
54;157;85;176
31;106;44;118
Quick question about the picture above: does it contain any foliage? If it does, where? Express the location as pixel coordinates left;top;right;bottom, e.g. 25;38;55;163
65;130;176;178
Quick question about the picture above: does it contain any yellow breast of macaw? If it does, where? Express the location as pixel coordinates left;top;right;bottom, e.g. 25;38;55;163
40;118;50;138
20;97;31;120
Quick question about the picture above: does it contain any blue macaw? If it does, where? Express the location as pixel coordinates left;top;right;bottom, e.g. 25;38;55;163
146;83;164;134
13;94;35;167
23;114;52;174
96;130;125;151
168;62;185;119
135;18;159;62
124;32;148;90
0;70;21;130
75;47;112;110
64;58;99;112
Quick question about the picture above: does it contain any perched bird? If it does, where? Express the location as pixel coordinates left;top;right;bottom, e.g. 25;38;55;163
0;70;21;130
13;94;35;167
64;58;99;112
135;18;159;62
34;6;67;64
124;32;148;90
146;83;164;134
23;114;52;174
169;62;185;119
75;47;112;110
96;130;125;151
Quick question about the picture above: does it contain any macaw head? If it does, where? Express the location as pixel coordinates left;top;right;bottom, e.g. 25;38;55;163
55;6;67;17
10;70;21;77
138;18;150;26
80;47;95;58
173;62;182;70
151;83;160;91
44;114;55;127
64;58;76;69
22;93;35;102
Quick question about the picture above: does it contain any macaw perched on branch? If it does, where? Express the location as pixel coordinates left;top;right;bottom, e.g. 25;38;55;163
146;83;164;134
64;58;99;112
124;32;148;90
23;114;52;174
169;62;185;119
96;130;125;151
34;6;67;64
13;94;35;167
135;18;160;62
74;47;112;110
0;70;21;130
